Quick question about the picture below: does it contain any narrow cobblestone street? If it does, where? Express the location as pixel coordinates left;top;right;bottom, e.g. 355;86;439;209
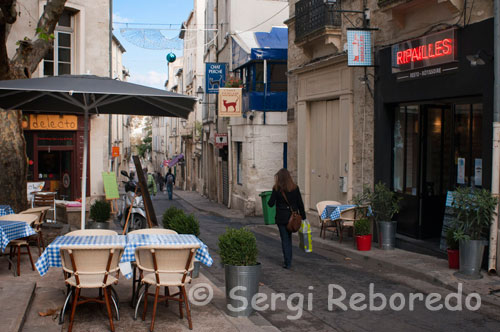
149;190;500;332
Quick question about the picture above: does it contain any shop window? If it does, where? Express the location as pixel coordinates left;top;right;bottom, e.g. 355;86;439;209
405;106;419;196
236;142;242;185
37;132;74;146
269;63;287;92
393;107;405;193
255;63;265;92
38;151;61;180
43;9;74;76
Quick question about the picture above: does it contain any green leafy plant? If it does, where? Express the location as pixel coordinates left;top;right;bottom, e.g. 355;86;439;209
366;182;401;222
446;227;459;250
162;206;186;228
89;199;111;223
452;186;497;241
168;213;200;237
218;228;258;266
355;218;371;236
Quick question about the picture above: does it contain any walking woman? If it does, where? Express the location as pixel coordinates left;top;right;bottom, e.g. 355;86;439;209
268;168;306;269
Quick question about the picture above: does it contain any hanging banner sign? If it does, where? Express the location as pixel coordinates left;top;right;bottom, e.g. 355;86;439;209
112;146;120;157
215;133;228;149
219;88;242;117
347;29;372;66
206;63;227;94
391;28;457;73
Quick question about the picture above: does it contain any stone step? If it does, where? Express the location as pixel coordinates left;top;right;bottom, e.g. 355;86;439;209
0;281;36;332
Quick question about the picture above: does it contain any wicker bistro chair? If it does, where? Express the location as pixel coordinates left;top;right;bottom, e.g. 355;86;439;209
20;207;50;255
134;243;200;332
32;192;56;223
128;228;178;307
59;245;124;332
65;229;118;236
0;214;39;276
316;201;342;239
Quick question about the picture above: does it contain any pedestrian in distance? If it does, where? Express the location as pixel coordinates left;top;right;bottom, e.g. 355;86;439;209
156;172;164;192
145;168;157;197
267;168;306;269
165;168;175;200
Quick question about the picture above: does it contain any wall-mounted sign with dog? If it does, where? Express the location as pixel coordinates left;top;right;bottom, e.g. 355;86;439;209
206;63;227;94
218;88;242;117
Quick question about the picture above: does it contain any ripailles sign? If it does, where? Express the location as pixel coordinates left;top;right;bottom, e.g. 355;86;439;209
391;28;457;73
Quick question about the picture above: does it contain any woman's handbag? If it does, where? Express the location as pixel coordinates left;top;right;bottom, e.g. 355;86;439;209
281;191;302;233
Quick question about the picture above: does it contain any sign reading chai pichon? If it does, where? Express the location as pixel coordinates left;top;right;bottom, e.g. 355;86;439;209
28;114;78;130
391;28;457;73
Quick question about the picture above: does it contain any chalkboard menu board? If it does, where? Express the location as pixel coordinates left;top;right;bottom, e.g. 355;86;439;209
439;191;456;251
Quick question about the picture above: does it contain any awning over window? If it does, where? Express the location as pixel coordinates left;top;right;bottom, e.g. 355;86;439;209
232;27;288;69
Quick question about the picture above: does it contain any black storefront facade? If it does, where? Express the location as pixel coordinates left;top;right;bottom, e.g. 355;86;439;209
374;18;494;240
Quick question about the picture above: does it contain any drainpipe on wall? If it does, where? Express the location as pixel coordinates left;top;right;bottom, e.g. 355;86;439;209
228;126;233;209
108;0;113;172
489;0;500;274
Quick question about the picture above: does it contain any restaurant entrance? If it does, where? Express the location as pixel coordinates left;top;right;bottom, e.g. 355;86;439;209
393;101;483;238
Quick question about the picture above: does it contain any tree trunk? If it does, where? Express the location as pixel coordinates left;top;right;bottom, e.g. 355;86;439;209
0;110;27;212
0;0;66;212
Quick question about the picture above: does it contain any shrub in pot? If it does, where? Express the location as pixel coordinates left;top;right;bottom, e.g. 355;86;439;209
354;218;372;251
446;227;459;269
163;208;202;277
452;187;497;279
89;199;111;229
218;227;260;317
357;183;400;250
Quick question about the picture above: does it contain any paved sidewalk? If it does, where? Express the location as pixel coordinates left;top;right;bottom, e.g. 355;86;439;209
174;189;500;311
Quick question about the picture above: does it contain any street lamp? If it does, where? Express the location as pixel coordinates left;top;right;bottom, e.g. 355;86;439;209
196;86;205;104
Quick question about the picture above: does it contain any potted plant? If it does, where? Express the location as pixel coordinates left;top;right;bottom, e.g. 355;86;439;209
366;182;401;250
162;207;202;277
89;199;111;229
218;227;260;317
446;227;459;269
355;218;372;251
452;187;497;279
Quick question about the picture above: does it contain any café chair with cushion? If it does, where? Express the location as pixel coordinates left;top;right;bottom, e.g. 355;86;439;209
59;245;124;332
32;191;56;223
20;207;50;255
134;243;200;331
316;201;341;240
128;228;178;307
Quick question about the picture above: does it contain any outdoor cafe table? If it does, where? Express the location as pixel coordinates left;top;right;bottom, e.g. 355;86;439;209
36;234;213;279
35;235;127;276
0;219;36;252
0;205;14;216
320;204;357;221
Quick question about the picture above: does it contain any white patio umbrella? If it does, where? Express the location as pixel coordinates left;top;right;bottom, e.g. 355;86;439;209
0;75;196;229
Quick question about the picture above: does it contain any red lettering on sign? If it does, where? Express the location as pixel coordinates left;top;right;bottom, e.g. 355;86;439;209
397;38;454;65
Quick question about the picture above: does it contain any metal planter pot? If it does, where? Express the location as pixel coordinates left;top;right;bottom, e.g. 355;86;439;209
191;259;201;279
377;221;396;250
224;263;261;317
456;239;486;279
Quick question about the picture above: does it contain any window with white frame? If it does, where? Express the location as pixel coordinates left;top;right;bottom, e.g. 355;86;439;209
43;9;74;76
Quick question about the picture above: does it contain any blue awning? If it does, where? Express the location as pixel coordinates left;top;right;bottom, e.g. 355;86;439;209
232;27;288;69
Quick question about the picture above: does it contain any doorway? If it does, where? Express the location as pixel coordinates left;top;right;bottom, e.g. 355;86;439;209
392;102;483;239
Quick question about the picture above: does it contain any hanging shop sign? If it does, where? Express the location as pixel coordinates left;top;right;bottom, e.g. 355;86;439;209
112;146;120;157
347;29;372;67
391;28;458;74
215;133;228;149
28;114;78;130
219;88;242;117
206;63;227;94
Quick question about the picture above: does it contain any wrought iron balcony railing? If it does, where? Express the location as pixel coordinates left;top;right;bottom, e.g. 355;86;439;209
295;0;342;41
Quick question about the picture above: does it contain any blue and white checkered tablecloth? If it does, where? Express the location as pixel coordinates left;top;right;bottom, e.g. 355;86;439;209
0;220;36;252
121;234;213;279
320;205;356;221
0;205;14;216
35;235;127;276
